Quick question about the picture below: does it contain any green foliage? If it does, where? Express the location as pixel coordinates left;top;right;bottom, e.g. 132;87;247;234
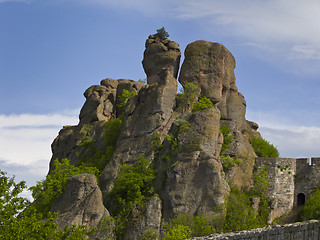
304;188;320;220
0;170;94;239
110;155;155;238
176;82;200;113
220;125;234;156
156;27;169;40
192;97;214;113
251;136;279;157
30;158;99;218
151;133;162;153
221;155;240;172
137;78;147;84
224;186;260;232
163;213;215;239
0;170;28;225
163;224;192;240
140;229;158;240
79;118;122;172
117;89;137;115
174;118;191;133
224;168;271;232
252;167;270;196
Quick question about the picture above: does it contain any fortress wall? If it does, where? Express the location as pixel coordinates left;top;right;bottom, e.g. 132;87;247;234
189;220;320;240
255;158;296;222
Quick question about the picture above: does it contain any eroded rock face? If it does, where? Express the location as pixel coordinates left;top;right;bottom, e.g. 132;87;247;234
51;173;113;239
142;34;181;84
160;108;230;220
48;37;266;239
179;40;258;187
124;195;162;240
100;40;180;194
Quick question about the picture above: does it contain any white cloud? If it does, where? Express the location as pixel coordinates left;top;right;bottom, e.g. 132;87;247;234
0;110;78;200
0;111;79;166
247;109;320;158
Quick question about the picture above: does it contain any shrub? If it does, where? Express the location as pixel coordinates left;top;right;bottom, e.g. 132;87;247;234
176;82;200;113
221;155;239;172
117;89;137;116
220;125;234;156
109;155;155;238
304;188;320;220
192;97;214;112
0;170;94;239
80;118;122;172
163;225;192;240
156;27;169;40
251;137;279;157
224;187;260;232
30;158;99;217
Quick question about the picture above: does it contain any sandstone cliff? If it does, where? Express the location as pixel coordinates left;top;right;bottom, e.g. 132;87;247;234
48;33;263;239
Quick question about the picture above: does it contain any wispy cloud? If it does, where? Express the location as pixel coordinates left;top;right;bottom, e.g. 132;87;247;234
0;110;78;200
247;109;320;158
0;110;79;166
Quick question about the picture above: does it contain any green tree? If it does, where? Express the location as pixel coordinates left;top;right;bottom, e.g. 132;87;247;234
0;170;94;239
156;27;169;40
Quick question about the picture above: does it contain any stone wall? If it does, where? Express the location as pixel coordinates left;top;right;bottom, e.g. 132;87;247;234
255;158;296;223
189;220;320;240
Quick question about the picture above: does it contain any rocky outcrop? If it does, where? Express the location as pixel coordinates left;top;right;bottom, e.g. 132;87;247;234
159;108;230;220
179;40;257;187
100;37;180;194
142;34;181;84
48;36;267;239
51;173;113;239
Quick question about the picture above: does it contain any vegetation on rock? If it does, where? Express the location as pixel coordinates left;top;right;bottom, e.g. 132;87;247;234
176;81;200;113
108;155;155;238
0;170;94;239
156;27;169;40
304;187;320;220
30;158;99;218
192;97;214;113
251;136;279;158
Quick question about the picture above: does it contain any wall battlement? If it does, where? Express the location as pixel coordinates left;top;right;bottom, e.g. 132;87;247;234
254;157;320;223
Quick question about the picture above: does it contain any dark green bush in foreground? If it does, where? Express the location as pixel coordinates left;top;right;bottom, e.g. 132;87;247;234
251;136;279;158
304;187;320;220
0;170;94;239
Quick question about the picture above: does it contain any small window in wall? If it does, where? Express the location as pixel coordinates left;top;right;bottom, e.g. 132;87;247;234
297;193;306;206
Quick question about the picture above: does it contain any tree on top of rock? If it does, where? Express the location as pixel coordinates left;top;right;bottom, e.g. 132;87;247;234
156;27;169;40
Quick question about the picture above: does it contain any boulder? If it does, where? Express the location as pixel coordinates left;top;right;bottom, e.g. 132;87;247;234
51;173;113;239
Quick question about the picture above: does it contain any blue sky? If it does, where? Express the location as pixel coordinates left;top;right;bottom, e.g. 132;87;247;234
1;0;320;191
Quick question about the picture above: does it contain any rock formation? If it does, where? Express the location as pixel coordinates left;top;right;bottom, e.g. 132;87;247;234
47;34;266;239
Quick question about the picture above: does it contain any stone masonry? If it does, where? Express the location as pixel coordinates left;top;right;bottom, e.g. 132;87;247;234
189;220;320;240
255;157;320;223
